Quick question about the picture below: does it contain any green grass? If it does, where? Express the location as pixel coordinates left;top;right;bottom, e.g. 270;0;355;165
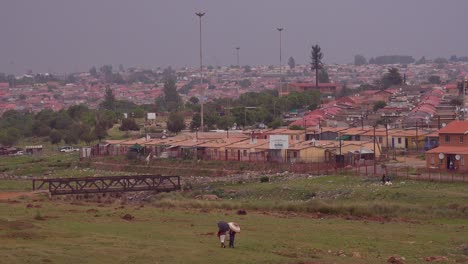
186;175;468;219
0;154;137;191
0;194;466;264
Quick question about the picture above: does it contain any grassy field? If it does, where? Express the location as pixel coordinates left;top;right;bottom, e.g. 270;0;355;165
0;174;467;264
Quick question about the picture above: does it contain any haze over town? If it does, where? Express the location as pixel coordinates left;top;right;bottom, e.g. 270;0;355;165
1;0;468;74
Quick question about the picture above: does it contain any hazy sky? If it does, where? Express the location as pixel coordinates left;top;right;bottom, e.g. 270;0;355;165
1;0;467;74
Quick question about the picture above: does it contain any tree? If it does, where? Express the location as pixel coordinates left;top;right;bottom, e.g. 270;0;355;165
373;55;415;65
337;82;350;98
100;65;113;76
189;96;199;105
163;77;181;112
239;79;251;88
216;115;235;131
289;125;304;130
94;122;108;141
49;129;62;144
100;86;116;110
0;128;20;146
318;68;330;83
354;54;367;66
381;68;403;89
120;118;140;131
243;65;252;73
166;112;185;134
415;56;427;65
190;113;201;130
288;57;296;69
434;57;448;64
428;75;441;84
373;100;387;112
310;44;324;88
89;66;98;77
450;97;463;106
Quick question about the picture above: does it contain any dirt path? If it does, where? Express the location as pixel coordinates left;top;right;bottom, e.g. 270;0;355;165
0;191;46;200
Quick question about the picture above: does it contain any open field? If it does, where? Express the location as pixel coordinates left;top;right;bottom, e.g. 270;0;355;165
0;174;467;264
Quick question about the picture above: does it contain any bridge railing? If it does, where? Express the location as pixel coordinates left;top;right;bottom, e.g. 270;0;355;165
32;175;181;195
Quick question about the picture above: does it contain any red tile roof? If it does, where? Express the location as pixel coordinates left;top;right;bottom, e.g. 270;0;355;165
438;121;468;134
426;146;468;154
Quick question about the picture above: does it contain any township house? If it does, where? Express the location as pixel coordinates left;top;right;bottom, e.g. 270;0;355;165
283;82;338;96
100;128;380;164
426;121;468;172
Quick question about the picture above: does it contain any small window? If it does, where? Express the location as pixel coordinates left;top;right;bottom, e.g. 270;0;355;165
293;152;298;158
430;156;435;165
398;138;401;144
243;150;247;157
445;135;450;143
462;156;465;166
379;137;383;143
291;136;293;140
439;157;443;165
460;136;464;143
296;135;299;140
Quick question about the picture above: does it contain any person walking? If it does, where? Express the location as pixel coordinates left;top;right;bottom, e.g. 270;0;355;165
227;222;241;248
229;229;236;248
217;221;229;248
217;230;227;248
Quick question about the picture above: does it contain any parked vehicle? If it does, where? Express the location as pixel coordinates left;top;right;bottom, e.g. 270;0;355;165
59;146;79;152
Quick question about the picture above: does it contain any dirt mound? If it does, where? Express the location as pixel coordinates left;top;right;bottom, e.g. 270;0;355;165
387;256;405;263
237;210;247;215
195;194;219;200
424;256;448;262
122;214;134;221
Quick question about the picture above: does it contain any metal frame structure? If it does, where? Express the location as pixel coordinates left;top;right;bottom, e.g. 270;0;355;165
33;175;180;195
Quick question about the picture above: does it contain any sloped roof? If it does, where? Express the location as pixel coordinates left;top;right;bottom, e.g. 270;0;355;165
438;121;468;134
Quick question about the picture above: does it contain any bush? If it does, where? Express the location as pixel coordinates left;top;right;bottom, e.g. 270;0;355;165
260;176;270;183
34;211;45;221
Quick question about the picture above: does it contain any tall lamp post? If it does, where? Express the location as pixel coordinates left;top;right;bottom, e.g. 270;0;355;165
277;28;283;96
236;46;240;94
196;12;205;132
235;47;240;67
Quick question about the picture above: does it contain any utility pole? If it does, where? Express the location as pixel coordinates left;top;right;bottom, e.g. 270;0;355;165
277;28;283;96
236;47;240;95
373;124;377;175
195;12;205;132
385;118;389;152
415;121;419;153
236;47;240;67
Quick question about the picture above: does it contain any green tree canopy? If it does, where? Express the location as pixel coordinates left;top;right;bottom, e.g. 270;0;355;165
373;100;387;112
310;44;324;87
428;75;441;84
381;68;403;89
167;112;186;134
288;57;296;69
354;54;367;66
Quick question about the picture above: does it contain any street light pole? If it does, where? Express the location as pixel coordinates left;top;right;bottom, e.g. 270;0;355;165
236;46;240;94
373;124;377;175
196;12;205;132
277;28;283;96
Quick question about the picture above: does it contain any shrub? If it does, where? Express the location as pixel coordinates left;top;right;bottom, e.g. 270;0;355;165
260;176;269;183
34;211;45;221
